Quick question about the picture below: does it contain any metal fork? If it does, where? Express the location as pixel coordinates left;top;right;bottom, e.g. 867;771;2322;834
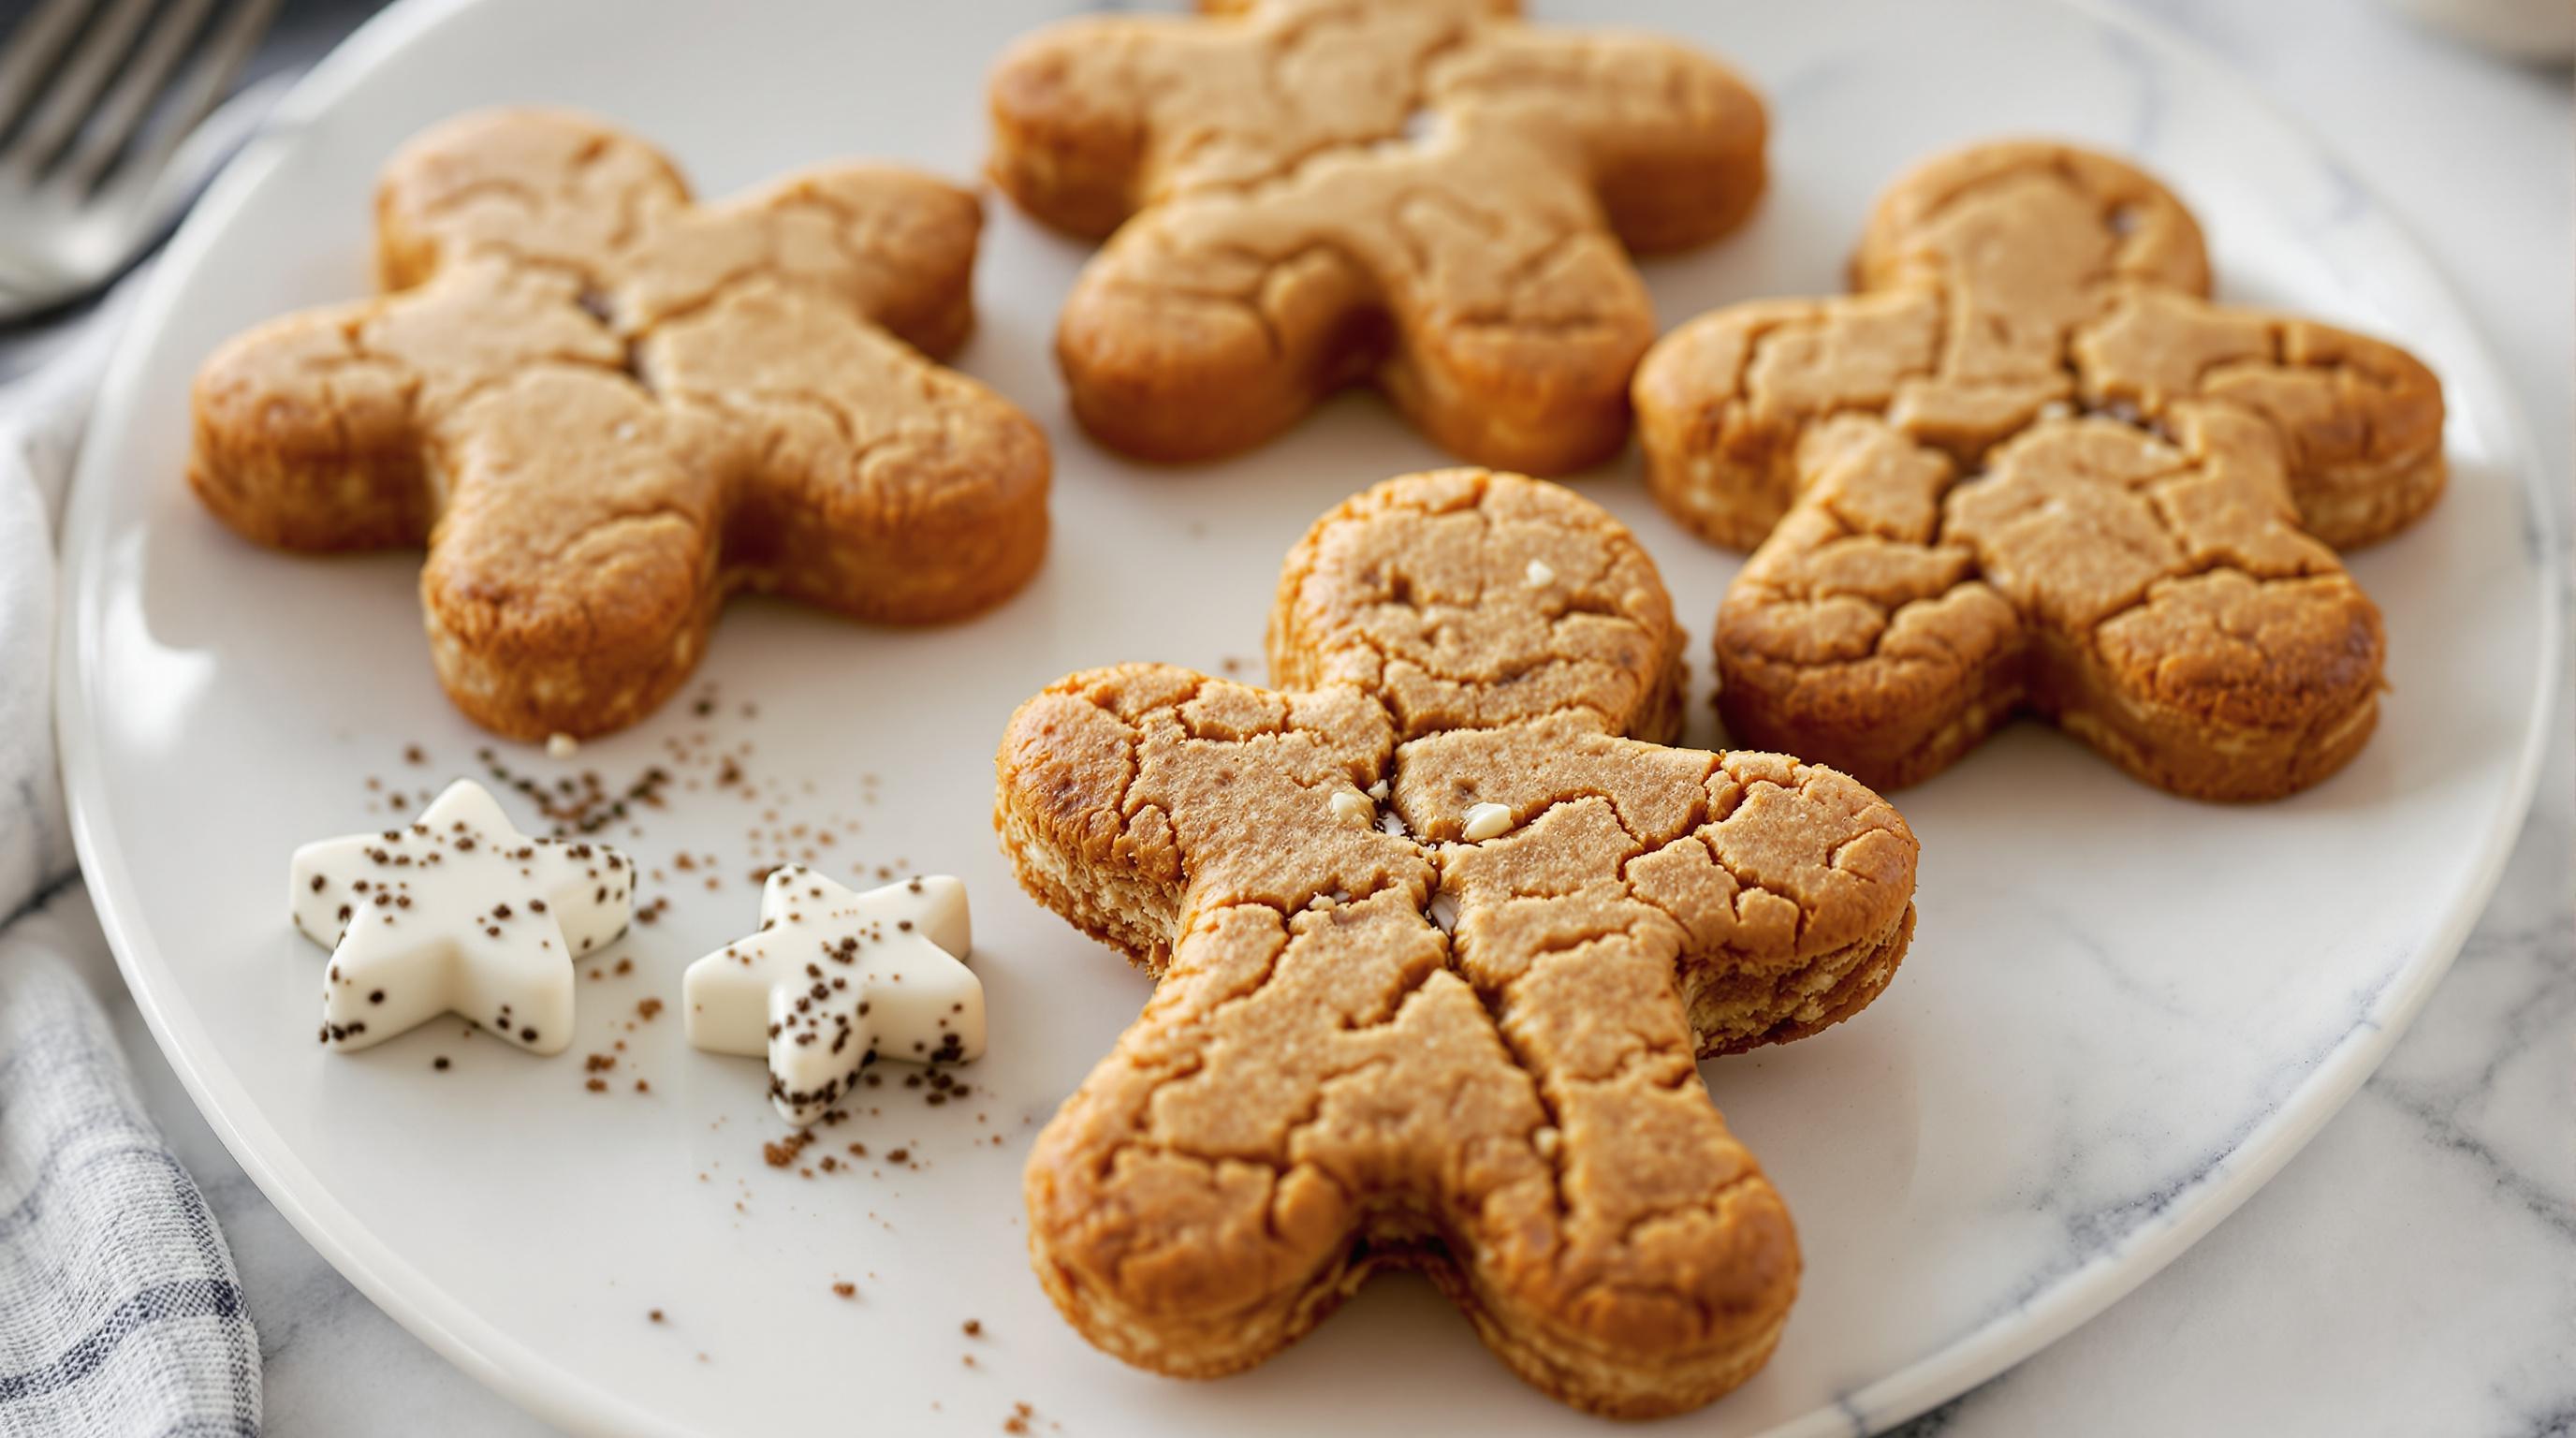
0;0;280;325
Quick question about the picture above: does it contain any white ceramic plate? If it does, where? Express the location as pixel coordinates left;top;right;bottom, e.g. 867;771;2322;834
57;1;2559;1434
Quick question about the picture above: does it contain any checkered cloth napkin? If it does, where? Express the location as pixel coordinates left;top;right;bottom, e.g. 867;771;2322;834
0;306;263;1436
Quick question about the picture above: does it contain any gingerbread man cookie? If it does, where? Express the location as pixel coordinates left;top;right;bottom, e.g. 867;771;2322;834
987;0;1766;474
1633;141;2445;800
997;471;1918;1417
191;109;1050;741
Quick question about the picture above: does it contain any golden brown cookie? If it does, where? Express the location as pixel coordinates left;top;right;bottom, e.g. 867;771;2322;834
987;0;1766;474
996;470;1918;1417
1632;140;2443;800
191;109;1050;741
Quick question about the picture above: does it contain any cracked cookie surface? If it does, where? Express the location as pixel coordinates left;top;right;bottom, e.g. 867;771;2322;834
996;470;1917;1417
1632;140;2440;800
987;0;1766;473
191;108;1050;741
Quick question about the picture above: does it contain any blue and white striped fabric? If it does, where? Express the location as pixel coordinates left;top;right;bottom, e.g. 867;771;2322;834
0;312;263;1437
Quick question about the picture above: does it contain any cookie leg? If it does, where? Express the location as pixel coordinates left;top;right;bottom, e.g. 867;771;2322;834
1712;418;2025;790
1948;407;2389;802
422;368;723;741
2055;569;2384;801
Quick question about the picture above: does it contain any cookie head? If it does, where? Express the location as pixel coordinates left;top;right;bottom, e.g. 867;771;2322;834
189;109;1050;741
997;470;1919;1417
1267;466;1687;741
987;0;1767;473
1633;140;2441;800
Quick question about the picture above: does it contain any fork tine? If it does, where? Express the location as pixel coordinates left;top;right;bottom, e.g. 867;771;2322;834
107;0;274;194
0;0;97;139
4;0;157;176
55;0;214;193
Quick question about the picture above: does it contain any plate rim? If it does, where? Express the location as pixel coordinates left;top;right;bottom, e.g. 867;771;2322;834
52;0;2565;1433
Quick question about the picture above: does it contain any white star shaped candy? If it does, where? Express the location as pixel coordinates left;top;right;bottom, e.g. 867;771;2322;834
683;865;986;1124
290;780;634;1055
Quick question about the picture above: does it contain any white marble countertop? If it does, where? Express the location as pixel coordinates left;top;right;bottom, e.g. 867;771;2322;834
45;0;2572;1431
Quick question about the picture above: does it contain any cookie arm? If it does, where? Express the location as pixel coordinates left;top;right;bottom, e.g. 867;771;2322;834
2074;290;2447;550
189;302;437;551
986;15;1194;239
1433;26;1768;254
640;278;1049;626
189;257;625;553
617;166;988;361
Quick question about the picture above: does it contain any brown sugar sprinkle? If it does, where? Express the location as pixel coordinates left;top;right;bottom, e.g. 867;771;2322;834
962;1318;983;1337
585;1053;616;1073
886;1147;909;1164
649;1309;665;1323
585;1078;607;1093
832;1282;856;1299
614;956;635;975
637;997;664;1021
432;1057;450;1071
403;744;427;765
635;1079;651;1093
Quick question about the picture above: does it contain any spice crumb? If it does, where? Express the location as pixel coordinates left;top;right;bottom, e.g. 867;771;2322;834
832;1282;856;1299
763;1133;812;1168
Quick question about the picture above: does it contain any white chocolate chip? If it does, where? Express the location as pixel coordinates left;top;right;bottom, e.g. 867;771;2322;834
546;732;578;758
2038;399;2074;421
1329;790;1373;827
1367;779;1389;802
1533;1125;1561;1160
1525;559;1555;587
1427;893;1460;933
1461;801;1515;841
